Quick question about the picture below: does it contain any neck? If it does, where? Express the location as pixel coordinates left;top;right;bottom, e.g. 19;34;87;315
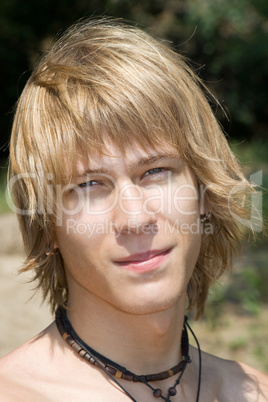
66;293;187;375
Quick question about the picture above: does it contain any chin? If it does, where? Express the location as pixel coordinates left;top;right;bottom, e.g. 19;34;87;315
117;289;184;316
123;276;188;314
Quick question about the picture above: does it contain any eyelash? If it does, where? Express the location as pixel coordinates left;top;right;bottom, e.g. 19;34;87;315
78;180;99;188
144;167;165;176
77;167;167;189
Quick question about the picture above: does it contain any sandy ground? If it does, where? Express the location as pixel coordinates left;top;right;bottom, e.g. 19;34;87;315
0;213;52;358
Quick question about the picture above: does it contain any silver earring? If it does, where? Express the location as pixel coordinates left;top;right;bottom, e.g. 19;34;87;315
46;244;58;256
200;212;211;223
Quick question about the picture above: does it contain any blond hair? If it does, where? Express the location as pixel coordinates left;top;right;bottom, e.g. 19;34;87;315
9;18;252;318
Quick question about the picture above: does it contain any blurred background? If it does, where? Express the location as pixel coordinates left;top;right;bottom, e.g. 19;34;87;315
0;0;267;372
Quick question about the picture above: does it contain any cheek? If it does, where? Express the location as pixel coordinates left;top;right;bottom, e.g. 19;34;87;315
143;184;199;218
54;217;94;269
163;184;202;261
54;203;118;265
171;184;199;218
56;204;112;242
55;224;101;288
61;187;117;217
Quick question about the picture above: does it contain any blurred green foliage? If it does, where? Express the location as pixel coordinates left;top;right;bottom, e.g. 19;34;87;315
204;218;268;325
204;141;268;327
0;0;267;160
230;140;268;228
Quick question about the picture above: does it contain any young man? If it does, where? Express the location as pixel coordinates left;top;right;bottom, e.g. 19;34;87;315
0;18;267;401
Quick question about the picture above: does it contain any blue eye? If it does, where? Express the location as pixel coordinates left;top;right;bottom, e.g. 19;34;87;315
78;181;98;188
145;168;164;176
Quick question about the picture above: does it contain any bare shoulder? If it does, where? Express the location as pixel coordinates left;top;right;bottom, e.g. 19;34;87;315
0;371;47;402
0;323;123;402
217;359;268;401
0;323;59;401
192;346;268;402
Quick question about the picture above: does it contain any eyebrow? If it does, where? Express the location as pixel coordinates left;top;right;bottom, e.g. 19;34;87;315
76;153;181;178
128;153;181;171
76;168;111;178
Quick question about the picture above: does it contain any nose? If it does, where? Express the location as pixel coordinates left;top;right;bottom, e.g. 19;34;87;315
112;181;158;235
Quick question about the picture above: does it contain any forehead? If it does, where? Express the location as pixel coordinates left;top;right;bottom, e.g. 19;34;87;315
76;141;181;175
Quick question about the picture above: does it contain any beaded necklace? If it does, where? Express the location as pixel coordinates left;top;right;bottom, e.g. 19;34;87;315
56;306;201;401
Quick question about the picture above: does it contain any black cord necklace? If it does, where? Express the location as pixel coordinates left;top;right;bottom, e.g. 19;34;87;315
55;306;201;401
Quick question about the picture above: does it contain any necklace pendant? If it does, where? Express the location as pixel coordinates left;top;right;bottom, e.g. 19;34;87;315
153;388;162;398
168;387;177;396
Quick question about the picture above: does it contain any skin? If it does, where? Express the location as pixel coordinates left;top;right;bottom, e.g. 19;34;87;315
0;142;267;401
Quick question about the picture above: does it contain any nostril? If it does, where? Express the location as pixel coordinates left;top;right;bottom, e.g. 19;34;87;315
118;221;159;236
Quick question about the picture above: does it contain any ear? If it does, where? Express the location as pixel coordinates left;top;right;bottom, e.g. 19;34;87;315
199;203;205;216
198;183;212;218
52;240;59;250
48;236;59;252
199;191;206;215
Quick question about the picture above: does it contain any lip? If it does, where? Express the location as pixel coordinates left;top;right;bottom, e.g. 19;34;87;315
114;248;172;273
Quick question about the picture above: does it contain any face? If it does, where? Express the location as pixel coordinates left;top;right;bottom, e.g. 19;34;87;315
55;142;202;315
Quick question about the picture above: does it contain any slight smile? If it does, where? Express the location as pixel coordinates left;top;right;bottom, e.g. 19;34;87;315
114;248;172;273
